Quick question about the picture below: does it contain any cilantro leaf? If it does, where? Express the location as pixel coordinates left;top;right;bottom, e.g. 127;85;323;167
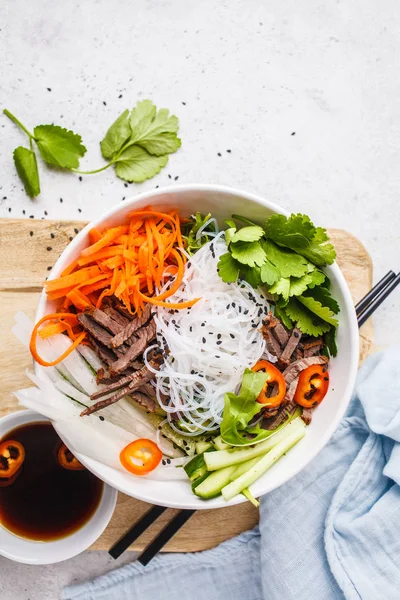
220;369;268;445
298;227;336;266
217;252;240;283
273;305;293;329
182;213;217;255
100;109;131;160
13;146;40;197
239;265;262;288
307;268;326;288
265;213;336;266
262;240;308;278
225;227;236;246
34;125;86;168
114;146;168;182
285;298;331;336
129;100;181;156
265;213;315;249
288;273;313;297
302;285;340;314
268;277;291;301
260;259;280;285
297;295;339;326
231;225;264;243
231;241;266;268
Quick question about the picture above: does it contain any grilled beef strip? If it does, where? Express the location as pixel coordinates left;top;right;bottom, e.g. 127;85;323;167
137;381;157;399
88;308;123;335
110;319;157;374
301;407;313;425
87;335;118;366
102;302;131;327
129;391;157;412
282;355;328;387
272;322;289;347
110;304;152;348
262;326;282;357
82;356;161;416
78;313;114;347
279;327;302;368
262;399;298;430
304;344;323;358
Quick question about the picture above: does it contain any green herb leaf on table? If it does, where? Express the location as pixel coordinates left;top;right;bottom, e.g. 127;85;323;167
114;146;169;183
285;298;331;336
217;252;241;283
100;109;132;160
231;226;264;243
129;100;181;155
13;146;40;198
33;125;86;169
230;241;266;268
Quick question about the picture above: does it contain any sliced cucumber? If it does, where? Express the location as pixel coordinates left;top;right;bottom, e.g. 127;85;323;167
194;465;237;499
241;488;260;508
205;418;304;471
184;453;208;482
213;435;230;451
230;456;262;480
222;423;306;501
196;440;213;454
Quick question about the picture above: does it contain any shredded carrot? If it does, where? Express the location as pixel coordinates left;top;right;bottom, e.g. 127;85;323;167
30;314;86;367
40;207;193;353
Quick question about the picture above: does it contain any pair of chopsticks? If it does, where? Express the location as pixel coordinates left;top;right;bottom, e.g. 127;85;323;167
356;270;400;327
109;270;400;565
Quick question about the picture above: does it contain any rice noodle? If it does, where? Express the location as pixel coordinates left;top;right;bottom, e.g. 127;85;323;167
144;235;268;435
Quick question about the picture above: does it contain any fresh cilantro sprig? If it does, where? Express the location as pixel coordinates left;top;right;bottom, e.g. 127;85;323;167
182;213;217;255
217;212;339;347
3;100;181;198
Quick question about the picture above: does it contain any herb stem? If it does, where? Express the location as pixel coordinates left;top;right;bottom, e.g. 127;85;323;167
71;161;115;175
3;109;35;140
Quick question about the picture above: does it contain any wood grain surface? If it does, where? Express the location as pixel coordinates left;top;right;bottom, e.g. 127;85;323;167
0;219;373;552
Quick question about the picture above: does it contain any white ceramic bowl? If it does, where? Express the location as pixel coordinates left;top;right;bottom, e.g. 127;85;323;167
0;410;117;564
36;184;359;510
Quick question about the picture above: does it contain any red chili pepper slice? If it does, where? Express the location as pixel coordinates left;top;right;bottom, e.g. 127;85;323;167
294;364;330;408
0;440;25;479
252;360;287;407
58;443;86;471
120;439;162;476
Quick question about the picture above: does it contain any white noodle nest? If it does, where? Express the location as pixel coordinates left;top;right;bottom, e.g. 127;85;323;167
144;233;268;435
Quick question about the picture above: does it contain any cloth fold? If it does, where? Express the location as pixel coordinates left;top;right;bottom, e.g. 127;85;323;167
62;348;400;600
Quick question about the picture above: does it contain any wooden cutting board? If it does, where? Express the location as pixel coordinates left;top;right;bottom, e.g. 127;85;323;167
0;219;373;552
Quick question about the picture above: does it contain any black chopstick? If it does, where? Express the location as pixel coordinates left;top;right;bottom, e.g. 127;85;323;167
355;270;396;317
357;272;400;327
137;509;195;566
109;505;167;559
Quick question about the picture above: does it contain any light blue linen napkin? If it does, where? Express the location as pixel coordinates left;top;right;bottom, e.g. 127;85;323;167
62;348;400;600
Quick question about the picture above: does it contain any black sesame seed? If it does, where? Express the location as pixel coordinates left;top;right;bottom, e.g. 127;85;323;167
215;355;220;358
227;149;231;153
99;416;105;421
291;132;296;136
230;333;235;339
226;304;230;309
217;152;222;157
79;176;82;181
258;308;263;317
44;210;48;216
103;101;107;106
244;309;249;315
209;331;213;335
162;459;166;465
69;236;73;241
202;337;206;343
47;246;52;251
232;302;236;308
8;207;11;212
191;370;195;374
78;208;82;213
74;228;79;234
166;458;171;464
124;183;128;188
182;101;186;105
174;176;179;181
47;266;52;271
29;215;34;219
238;306;242;313
293;331;300;338
50;233;55;239
252;323;257;328
216;340;222;345
118;94;123;99
60;198;63;203
29;231;33;236
22;210;26;214
201;322;205;326
217;333;221;339
252;340;257;344
47;87;51;91
189;326;193;332
168;174;171;179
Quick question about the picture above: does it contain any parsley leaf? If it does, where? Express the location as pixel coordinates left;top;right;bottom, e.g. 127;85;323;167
262;240;308;278
285;298;331;336
100;109;131;160
297;295;339;326
13;146;40;198
231;240;266;268
129;100;181;155
231;225;264;243
217;252;241;283
34;125;86;168
114;146;168;182
265;213;336;266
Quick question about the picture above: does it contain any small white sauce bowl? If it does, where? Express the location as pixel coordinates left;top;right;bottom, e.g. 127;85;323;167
0;409;117;565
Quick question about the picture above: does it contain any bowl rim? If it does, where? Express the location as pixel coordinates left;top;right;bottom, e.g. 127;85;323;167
0;409;118;564
35;183;359;510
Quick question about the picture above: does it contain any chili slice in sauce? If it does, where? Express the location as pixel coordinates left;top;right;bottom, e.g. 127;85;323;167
0;440;25;479
294;364;330;408
252;360;287;407
120;439;162;476
58;443;86;471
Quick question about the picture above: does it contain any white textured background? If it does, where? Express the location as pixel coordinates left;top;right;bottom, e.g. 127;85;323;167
1;0;399;598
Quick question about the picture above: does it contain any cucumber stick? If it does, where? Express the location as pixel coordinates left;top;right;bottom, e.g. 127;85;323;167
213;436;230;451
230;456;262;480
194;465;237;499
241;488;260;508
184;453;208;482
195;440;213;454
221;423;306;501
205;418;304;471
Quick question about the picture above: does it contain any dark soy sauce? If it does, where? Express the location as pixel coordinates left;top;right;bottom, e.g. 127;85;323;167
0;422;103;541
